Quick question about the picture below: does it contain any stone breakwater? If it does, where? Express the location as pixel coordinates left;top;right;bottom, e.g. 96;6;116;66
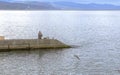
0;39;70;51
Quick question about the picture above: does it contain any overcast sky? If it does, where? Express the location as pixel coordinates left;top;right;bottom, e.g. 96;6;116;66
2;0;120;5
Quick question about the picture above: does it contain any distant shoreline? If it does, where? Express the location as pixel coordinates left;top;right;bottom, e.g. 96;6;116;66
0;1;120;11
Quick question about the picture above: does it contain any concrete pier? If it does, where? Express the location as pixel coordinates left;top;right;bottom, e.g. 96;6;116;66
0;39;70;51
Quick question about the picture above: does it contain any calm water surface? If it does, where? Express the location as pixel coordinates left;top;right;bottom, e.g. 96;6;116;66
0;11;120;75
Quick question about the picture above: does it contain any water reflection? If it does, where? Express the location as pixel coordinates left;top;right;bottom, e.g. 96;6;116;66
0;49;68;75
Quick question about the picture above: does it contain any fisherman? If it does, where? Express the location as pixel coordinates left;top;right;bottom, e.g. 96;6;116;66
38;31;43;39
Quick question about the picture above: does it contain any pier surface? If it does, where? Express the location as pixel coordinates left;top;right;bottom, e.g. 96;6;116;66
0;39;70;51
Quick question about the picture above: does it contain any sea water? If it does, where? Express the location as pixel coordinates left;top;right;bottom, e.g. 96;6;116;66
0;10;120;75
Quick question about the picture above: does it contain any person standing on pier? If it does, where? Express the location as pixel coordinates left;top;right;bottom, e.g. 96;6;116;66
38;31;43;39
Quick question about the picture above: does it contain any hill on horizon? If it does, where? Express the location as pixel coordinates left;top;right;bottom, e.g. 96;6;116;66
0;1;120;10
0;1;58;10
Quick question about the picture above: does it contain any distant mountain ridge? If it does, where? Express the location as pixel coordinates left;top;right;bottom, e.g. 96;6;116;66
52;1;120;10
0;1;58;10
0;1;120;10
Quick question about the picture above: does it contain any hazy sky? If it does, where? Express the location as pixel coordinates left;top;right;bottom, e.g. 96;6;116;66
2;0;120;5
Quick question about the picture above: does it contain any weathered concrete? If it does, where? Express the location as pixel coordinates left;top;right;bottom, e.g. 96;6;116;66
0;39;70;51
